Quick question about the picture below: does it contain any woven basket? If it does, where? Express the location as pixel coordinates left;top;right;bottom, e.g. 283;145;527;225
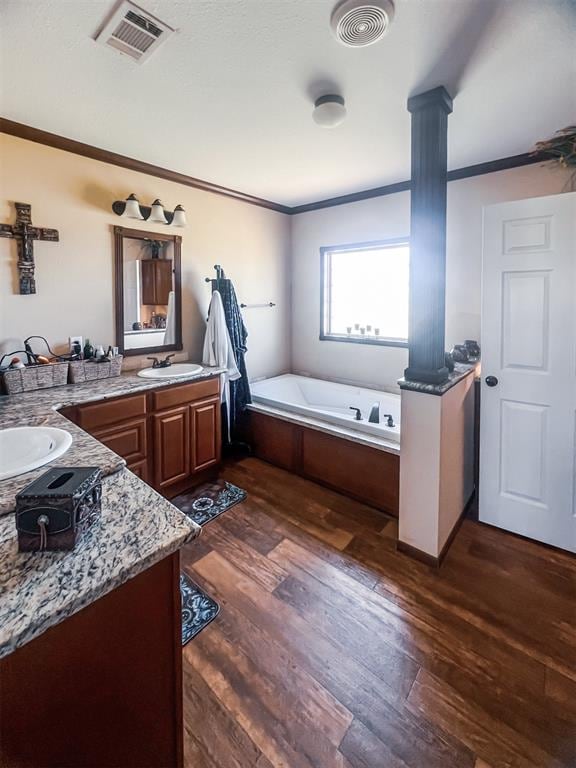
2;362;70;395
68;355;123;384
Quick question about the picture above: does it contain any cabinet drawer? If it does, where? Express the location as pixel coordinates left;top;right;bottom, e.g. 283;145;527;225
152;377;219;412
77;394;147;432
93;417;148;464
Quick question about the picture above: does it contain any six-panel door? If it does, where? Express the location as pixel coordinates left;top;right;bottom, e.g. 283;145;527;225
480;192;576;553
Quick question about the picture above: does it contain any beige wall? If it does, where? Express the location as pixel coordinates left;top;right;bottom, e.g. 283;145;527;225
0;134;291;378
291;163;570;391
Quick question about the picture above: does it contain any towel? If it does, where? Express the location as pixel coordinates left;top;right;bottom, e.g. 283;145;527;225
212;277;251;440
202;290;241;440
164;290;176;345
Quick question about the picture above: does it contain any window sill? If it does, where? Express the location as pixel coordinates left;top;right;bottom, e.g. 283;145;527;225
320;333;408;349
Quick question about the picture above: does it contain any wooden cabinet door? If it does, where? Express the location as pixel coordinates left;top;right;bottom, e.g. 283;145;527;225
153;406;190;490
190;397;221;473
141;259;172;305
155;260;173;305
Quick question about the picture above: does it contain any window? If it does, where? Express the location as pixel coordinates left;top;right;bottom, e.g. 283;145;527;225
320;239;410;347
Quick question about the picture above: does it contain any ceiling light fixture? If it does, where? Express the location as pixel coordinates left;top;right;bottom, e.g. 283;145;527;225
112;195;187;226
312;95;347;128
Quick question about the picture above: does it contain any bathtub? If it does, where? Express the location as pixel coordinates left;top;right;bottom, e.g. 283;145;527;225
250;374;400;444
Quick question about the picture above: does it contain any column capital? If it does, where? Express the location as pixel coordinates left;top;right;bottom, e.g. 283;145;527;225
407;86;453;115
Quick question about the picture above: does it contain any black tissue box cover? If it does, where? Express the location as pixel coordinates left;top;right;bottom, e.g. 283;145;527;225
16;467;102;552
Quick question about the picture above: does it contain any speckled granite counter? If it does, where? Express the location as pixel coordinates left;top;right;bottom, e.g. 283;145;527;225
398;362;479;395
0;365;225;659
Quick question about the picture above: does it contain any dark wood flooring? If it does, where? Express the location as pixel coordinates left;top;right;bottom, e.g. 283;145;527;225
180;457;576;768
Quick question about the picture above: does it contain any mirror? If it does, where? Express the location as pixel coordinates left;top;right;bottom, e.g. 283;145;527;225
114;226;182;356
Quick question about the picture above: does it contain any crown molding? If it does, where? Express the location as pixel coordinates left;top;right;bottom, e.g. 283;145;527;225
0;118;292;215
1;117;548;216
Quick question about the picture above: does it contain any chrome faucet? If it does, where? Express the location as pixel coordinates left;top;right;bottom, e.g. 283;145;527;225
368;403;380;423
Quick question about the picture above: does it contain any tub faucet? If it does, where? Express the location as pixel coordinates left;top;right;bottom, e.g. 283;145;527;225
368;403;380;423
383;414;395;428
349;407;362;421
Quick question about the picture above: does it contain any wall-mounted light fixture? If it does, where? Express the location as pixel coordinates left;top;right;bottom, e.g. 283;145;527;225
112;194;187;227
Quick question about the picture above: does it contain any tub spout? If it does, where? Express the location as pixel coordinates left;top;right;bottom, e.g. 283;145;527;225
368;403;380;423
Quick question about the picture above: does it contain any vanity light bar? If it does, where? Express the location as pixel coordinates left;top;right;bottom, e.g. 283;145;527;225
112;195;187;227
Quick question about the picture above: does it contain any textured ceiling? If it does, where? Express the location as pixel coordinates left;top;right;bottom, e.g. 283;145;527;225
1;0;574;206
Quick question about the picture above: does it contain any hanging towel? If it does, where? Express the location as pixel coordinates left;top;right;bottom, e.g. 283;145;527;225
202;290;241;440
212;277;251;440
164;290;176;345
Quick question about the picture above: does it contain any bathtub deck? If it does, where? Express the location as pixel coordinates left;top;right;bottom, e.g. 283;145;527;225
181;457;576;768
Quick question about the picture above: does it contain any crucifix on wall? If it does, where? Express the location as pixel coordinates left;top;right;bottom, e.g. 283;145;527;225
0;202;59;295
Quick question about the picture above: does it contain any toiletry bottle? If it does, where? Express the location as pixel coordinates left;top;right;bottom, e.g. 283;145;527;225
95;344;105;360
83;339;94;359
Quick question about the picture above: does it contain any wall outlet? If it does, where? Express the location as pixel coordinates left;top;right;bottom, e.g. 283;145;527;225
69;335;83;353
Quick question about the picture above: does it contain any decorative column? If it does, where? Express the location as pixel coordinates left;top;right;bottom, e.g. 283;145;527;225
404;86;453;384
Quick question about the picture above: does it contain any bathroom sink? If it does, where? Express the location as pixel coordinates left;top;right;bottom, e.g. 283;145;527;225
137;363;203;379
0;426;73;482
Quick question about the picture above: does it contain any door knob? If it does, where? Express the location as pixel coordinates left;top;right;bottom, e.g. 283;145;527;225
485;375;498;387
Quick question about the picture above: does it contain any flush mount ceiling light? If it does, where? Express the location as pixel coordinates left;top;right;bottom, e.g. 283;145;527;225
330;0;395;47
313;95;347;128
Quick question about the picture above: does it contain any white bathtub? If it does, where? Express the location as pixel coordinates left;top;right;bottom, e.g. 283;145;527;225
250;374;400;444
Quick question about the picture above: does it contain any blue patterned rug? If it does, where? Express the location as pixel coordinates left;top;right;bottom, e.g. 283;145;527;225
176;480;247;645
173;480;247;526
180;572;220;646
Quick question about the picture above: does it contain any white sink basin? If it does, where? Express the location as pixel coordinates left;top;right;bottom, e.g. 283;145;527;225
0;427;73;481
137;363;203;379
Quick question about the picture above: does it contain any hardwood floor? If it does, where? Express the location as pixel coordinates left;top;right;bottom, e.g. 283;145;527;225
180;458;576;768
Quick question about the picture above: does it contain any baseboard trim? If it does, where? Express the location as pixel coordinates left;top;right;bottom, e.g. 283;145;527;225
397;490;475;567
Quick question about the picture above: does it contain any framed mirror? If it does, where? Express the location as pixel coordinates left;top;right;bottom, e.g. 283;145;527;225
114;226;183;357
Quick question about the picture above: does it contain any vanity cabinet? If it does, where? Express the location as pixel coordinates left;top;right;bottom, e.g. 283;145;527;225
62;376;221;496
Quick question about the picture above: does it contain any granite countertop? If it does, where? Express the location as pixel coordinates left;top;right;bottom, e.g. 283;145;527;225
398;362;479;396
0;364;225;659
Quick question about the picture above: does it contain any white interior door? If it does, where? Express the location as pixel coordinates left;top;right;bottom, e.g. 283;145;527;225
480;192;576;553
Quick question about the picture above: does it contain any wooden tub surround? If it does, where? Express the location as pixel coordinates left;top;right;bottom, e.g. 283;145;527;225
245;410;400;516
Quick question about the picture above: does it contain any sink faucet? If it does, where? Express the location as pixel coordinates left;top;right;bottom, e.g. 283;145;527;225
147;354;175;369
349;406;362;421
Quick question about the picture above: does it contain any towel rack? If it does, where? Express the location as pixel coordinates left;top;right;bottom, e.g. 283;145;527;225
204;266;275;309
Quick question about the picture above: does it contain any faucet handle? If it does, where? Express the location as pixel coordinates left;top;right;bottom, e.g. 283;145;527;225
349;406;362;421
147;356;160;369
383;413;395;428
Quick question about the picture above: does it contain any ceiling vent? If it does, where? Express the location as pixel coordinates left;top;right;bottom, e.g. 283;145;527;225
95;1;175;63
331;0;395;47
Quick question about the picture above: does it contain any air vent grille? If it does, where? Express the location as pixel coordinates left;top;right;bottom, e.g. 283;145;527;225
95;1;174;63
331;0;395;48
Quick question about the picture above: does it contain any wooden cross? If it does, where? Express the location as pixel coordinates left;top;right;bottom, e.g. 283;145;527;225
0;202;59;295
